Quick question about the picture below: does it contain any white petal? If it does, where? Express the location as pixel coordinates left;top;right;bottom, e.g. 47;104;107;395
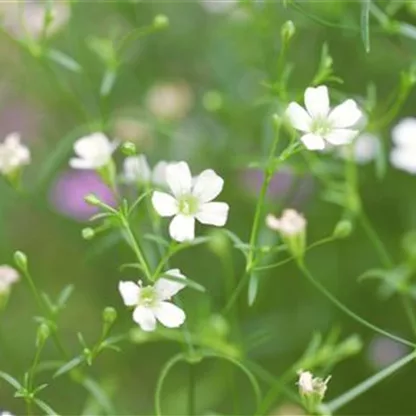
133;306;157;331
153;301;186;328
74;133;112;157
152;161;169;187
300;133;326;150
118;281;140;306
166;161;193;197
391;118;416;147
196;202;229;226
154;269;186;300
169;214;195;242
390;148;416;174
69;157;95;169
285;102;312;132
328;99;363;129
152;191;178;217
304;86;330;118
325;129;358;146
123;155;151;183
192;169;224;203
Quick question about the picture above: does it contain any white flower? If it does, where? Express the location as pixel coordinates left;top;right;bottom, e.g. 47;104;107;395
0;265;19;294
123;155;171;187
266;209;306;236
0;412;15;416
390;118;416;174
70;133;115;170
0;132;30;175
297;370;330;398
200;0;237;13
151;161;229;242
338;133;380;164
146;82;193;120
118;269;187;332
286;85;363;150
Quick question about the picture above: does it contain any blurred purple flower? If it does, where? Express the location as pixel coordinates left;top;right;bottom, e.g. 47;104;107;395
367;336;408;370
49;170;116;221
239;167;314;208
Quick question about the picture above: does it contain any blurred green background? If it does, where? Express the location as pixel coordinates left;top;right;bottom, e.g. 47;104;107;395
1;1;416;415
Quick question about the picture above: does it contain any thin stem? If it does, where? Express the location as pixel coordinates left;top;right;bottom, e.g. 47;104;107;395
298;262;416;348
121;216;152;282
188;363;195;416
401;295;416;338
325;350;416;413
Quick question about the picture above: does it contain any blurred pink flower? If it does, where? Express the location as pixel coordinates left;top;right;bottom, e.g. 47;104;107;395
367;336;408;370
49;170;116;221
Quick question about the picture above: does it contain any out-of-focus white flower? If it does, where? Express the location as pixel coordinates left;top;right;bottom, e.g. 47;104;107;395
0;265;19;294
200;0;237;14
0;0;70;39
266;209;306;236
0;132;30;175
118;269;187;332
390;118;416;174
0;411;15;416
338;133;380;164
152;161;229;242
297;370;330;399
123;155;171;187
146;82;193;121
286;85;363;151
113;116;153;149
70;133;115;170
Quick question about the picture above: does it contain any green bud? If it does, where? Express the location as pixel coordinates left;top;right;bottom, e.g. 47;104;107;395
333;220;353;239
36;323;50;346
84;193;101;206
14;251;28;272
202;91;223;112
207;230;229;257
102;306;117;325
121;141;136;156
82;228;95;240
281;20;295;43
153;14;169;29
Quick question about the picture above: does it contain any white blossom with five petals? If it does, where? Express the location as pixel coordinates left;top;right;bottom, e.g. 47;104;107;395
151;161;229;242
70;133;116;170
123;155;171;187
0;133;30;175
286;85;363;150
118;269;187;332
390;118;416;174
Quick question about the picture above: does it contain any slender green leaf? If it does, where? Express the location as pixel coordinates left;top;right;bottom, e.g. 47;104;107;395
248;273;259;306
361;0;371;53
0;371;22;389
34;398;61;416
47;49;82;72
53;355;85;378
56;284;75;309
82;377;115;414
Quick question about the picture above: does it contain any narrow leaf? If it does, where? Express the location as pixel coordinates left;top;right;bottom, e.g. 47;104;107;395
0;371;22;389
53;355;85;378
34;398;61;416
47;49;82;72
361;0;371;53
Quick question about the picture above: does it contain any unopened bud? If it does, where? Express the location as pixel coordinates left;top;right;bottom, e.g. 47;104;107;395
14;251;28;272
121;141;136;156
36;323;50;346
207;230;229;257
82;228;95;240
281;20;295;43
153;14;169;29
102;306;117;325
333;220;353;239
84;193;101;206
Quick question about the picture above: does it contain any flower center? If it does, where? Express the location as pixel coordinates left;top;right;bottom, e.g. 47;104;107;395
138;286;158;307
311;117;332;136
178;194;199;216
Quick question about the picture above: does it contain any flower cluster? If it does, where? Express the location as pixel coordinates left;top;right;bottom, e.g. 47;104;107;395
0;133;30;176
297;370;331;399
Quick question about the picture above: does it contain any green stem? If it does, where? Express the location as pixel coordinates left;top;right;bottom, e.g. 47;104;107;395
325;350;416;413
298;262;415;348
188;363;195;416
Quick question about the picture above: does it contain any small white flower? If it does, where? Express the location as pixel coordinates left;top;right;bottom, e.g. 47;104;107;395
118;269;187;332
338;133;380;164
266;209;306;236
390;118;416;174
200;0;237;14
146;82;193;120
297;370;330;398
286;85;363;150
152;161;229;242
70;133;115;170
0;411;15;416
0;265;19;294
123;155;171;187
0;132;30;175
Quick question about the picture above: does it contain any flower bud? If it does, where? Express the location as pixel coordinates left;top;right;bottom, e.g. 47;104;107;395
281;20;295;43
13;251;28;272
333;220;353;239
121;141;137;156
153;14;169;29
36;323;50;346
84;193;101;206
207;230;229;257
82;228;95;240
102;306;117;325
